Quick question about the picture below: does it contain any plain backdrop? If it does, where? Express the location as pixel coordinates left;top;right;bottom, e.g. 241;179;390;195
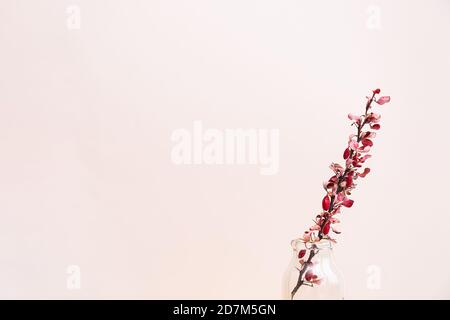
0;0;449;299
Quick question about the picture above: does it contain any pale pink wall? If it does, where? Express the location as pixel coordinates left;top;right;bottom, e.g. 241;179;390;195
0;0;449;299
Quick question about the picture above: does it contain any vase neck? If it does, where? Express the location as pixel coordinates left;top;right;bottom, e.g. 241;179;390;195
291;238;333;253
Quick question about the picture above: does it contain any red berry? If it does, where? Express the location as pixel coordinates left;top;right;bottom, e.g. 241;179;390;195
342;199;354;208
343;148;350;160
346;174;353;187
305;270;314;281
298;249;306;259
322;222;331;235
322;195;330;211
362;139;373;147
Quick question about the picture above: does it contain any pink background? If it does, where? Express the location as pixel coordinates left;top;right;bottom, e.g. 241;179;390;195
0;0;449;299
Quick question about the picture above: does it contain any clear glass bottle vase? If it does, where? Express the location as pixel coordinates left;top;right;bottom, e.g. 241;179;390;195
282;238;344;300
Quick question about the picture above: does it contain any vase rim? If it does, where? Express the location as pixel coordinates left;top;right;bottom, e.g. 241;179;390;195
291;238;333;250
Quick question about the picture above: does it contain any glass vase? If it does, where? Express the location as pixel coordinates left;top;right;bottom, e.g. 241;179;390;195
282;238;344;300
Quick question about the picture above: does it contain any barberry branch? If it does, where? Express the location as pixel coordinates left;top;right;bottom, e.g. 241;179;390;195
290;89;390;299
